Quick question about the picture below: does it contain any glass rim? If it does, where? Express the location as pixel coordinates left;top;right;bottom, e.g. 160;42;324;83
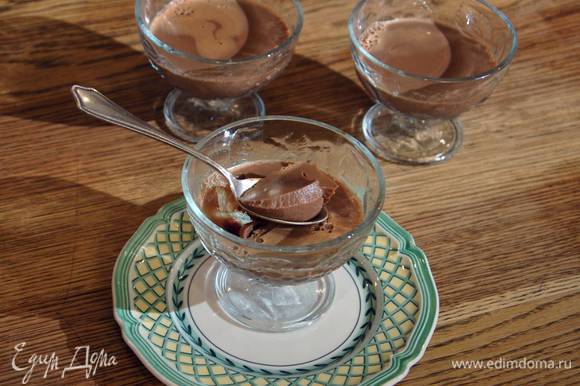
181;115;386;254
348;0;519;83
135;0;304;65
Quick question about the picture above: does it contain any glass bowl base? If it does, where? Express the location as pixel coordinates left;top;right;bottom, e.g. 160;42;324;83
362;103;463;165
164;89;266;143
214;263;335;333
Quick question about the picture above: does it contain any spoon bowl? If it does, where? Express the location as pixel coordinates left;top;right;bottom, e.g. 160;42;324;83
240;205;329;226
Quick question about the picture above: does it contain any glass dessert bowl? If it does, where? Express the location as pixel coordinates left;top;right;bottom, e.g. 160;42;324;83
349;0;518;164
182;116;385;332
136;0;303;142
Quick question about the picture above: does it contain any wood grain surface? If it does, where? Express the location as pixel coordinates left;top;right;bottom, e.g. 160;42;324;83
1;0;578;385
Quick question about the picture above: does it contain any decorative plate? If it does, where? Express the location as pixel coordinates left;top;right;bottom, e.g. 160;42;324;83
113;199;438;386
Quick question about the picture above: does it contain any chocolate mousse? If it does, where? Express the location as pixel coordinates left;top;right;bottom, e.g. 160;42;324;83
240;163;339;222
150;0;249;60
148;0;292;99
362;19;452;94
357;18;499;118
200;161;363;246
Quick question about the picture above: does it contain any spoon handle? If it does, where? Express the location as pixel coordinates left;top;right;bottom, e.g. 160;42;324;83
71;85;232;181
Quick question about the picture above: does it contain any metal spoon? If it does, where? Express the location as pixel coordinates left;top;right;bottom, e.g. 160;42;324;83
71;85;328;226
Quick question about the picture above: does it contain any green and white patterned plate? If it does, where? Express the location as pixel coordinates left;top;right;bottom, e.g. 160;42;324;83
113;198;438;386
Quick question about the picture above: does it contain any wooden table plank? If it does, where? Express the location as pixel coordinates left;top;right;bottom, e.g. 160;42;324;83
1;0;578;385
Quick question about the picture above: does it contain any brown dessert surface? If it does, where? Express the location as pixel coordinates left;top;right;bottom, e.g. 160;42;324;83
240;163;327;222
201;161;364;246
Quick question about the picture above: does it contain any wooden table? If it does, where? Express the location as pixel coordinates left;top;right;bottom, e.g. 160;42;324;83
1;0;578;384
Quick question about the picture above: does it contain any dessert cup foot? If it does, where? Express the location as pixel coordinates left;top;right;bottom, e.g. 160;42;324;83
214;263;335;332
164;89;266;142
362;103;463;165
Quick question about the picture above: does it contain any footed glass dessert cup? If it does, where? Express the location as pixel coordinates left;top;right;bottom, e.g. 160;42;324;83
349;0;518;164
136;0;303;142
182;116;385;332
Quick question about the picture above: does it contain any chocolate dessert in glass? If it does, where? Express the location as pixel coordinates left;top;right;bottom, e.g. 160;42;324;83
182;116;385;332
349;0;517;164
136;0;303;142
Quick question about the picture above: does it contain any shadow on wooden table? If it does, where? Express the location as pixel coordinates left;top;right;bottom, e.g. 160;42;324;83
262;54;371;140
0;16;166;128
0;176;179;384
0;16;372;139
